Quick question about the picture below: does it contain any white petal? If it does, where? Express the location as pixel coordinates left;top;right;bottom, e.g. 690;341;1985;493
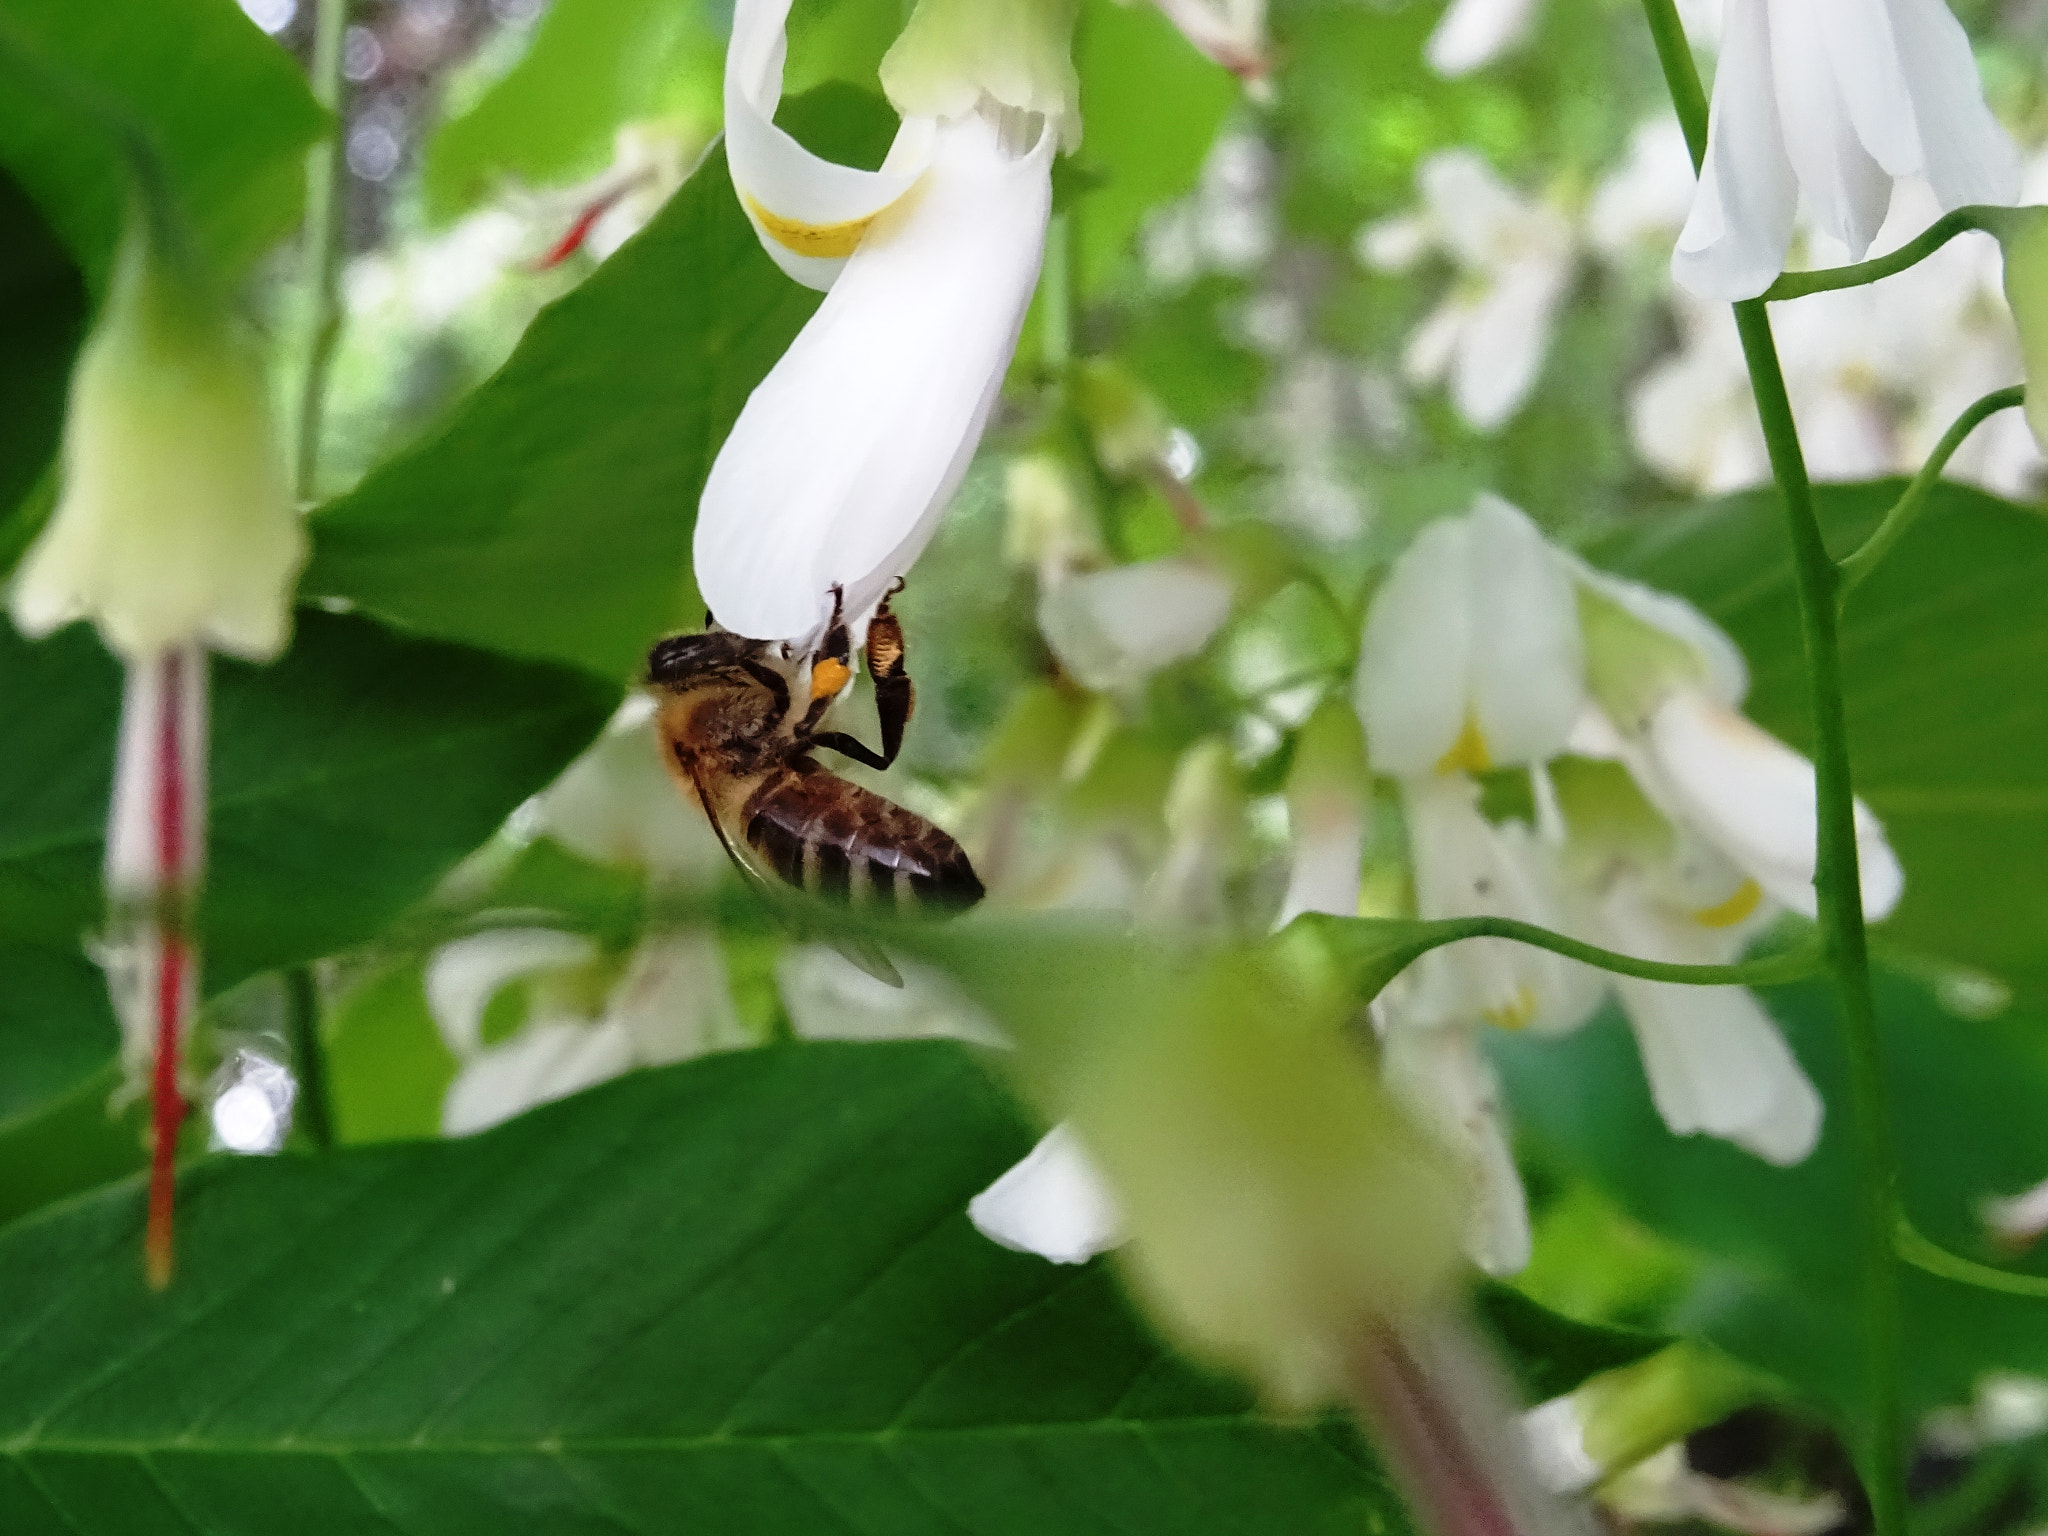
1588;118;1698;257
1448;258;1568;431
1037;557;1233;693
424;929;598;1060
1379;1025;1531;1274
1276;812;1366;927
1571;562;1749;706
1613;975;1821;1163
724;0;932;289
1423;0;1542;77
697;113;1053;640
441;1019;637;1137
607;930;753;1062
1881;0;2021;210
1673;0;1799;300
1357;516;1476;774
1466;494;1584;766
969;1124;1126;1264
1767;0;1893;257
1641;689;1903;920
1805;0;1920;178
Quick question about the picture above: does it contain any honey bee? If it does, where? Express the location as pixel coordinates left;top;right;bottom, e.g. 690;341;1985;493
648;586;983;976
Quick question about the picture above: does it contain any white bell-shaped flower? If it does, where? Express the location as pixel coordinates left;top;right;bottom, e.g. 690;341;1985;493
968;1123;1127;1264
1674;0;2019;302
1356;493;1585;776
1423;0;1541;78
11;221;304;662
696;0;1072;641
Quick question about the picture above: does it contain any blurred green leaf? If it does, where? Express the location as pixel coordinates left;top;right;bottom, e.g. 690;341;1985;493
0;168;83;529
0;1041;1418;1534
0;1059;142;1232
324;957;459;1145
1595;479;2048;1014
0;610;613;1114
1072;0;1240;295
421;0;721;226
0;0;325;283
307;85;898;680
1474;1280;1668;1404
1495;969;2048;1429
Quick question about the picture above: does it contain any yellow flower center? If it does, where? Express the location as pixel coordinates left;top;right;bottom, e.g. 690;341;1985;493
1691;878;1763;930
1435;713;1492;775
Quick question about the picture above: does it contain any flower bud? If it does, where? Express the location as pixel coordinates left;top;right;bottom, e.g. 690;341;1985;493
10;215;304;662
879;0;1082;150
2000;207;2048;454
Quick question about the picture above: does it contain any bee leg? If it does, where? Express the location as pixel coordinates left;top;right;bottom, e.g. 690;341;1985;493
809;582;913;771
799;584;857;734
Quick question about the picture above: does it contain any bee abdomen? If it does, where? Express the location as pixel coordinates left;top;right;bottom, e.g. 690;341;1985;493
745;773;983;913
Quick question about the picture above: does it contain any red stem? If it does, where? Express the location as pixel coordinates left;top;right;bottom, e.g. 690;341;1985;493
144;651;189;1291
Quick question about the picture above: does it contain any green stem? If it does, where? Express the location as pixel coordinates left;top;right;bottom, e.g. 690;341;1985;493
293;0;349;502
1895;1216;2048;1299
1417;916;1821;989
1762;207;2018;303
284;965;335;1151
1838;385;2025;605
1637;4;1908;1532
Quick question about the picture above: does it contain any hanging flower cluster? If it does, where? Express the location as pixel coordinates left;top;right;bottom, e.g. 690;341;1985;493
695;0;1078;644
1357;494;1901;1272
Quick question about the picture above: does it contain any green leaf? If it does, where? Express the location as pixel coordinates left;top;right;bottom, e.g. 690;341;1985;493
322;957;460;1146
306;85;898;680
1472;1280;1668;1405
1592;479;2048;1013
0;0;326;282
0;1041;1417;1534
0;610;613;1112
421;0;721;226
0;1060;143;1232
1494;970;2048;1429
0;167;83;528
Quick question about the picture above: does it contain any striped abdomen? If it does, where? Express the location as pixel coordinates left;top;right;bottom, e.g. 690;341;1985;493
742;766;984;912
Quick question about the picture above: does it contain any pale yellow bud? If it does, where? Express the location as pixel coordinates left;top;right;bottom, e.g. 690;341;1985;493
2000;208;2048;454
11;216;303;661
879;0;1082;150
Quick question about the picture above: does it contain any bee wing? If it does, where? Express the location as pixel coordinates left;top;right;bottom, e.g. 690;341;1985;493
686;762;906;989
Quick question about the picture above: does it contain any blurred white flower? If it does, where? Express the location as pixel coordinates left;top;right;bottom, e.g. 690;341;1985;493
1588;119;1698;262
1423;0;1541;78
428;926;747;1136
1148;0;1269;87
696;0;1069;641
1673;0;2018;301
1360;152;1575;432
1274;699;1370;928
1426;0;1720;76
1037;556;1234;694
776;944;1006;1045
1604;1445;1845;1536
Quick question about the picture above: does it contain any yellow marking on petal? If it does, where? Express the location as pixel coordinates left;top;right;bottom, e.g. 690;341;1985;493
1435;713;1492;776
809;657;852;702
1483;985;1537;1031
1691;878;1763;930
742;194;876;258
